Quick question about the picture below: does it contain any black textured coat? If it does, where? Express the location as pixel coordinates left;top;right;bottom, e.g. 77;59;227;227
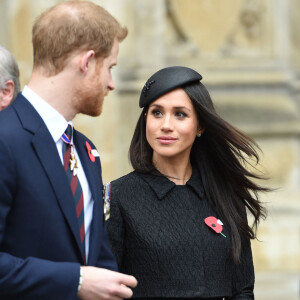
107;170;254;300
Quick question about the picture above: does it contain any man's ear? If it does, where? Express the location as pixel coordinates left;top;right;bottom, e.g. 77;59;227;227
80;50;95;75
0;80;15;109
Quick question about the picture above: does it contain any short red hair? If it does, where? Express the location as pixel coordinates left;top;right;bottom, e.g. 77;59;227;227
32;0;128;75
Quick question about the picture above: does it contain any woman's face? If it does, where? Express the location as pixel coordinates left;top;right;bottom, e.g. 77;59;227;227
146;88;200;162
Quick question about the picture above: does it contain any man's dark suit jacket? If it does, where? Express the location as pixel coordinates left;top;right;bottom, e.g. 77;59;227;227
0;94;117;300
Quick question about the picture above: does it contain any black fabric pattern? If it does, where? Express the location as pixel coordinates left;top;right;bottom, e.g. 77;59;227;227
107;170;254;299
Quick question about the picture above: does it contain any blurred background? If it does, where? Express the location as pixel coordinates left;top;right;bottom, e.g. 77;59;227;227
0;0;299;298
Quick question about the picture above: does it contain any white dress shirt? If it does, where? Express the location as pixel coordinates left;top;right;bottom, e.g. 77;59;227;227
22;85;93;260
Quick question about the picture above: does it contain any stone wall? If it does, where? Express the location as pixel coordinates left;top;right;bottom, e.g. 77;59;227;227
0;0;299;298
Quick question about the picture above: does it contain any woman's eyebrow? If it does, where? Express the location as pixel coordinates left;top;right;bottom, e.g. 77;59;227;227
149;104;163;108
173;106;192;112
150;104;191;112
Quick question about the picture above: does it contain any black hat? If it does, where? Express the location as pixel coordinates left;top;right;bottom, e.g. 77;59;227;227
139;66;202;108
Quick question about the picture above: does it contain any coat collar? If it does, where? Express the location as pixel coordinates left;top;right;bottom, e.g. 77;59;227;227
137;168;205;200
186;168;205;200
12;93;44;133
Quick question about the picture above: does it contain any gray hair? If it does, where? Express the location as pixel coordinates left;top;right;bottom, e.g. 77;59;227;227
0;46;20;101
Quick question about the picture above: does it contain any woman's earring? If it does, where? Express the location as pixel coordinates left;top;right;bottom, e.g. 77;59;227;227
197;133;201;137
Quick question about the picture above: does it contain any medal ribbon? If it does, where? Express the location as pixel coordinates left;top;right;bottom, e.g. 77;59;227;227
61;125;86;264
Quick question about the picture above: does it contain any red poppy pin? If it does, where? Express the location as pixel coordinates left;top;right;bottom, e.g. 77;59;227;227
204;216;226;238
85;141;95;162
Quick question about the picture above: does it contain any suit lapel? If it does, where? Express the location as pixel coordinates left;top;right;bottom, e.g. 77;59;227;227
74;133;99;201
13;95;83;258
74;131;103;265
32;129;83;251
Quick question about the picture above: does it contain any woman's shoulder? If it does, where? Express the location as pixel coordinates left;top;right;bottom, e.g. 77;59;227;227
110;171;148;192
111;171;140;185
108;171;151;206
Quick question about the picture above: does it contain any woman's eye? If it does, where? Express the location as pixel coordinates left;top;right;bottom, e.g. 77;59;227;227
151;110;162;117
176;111;187;118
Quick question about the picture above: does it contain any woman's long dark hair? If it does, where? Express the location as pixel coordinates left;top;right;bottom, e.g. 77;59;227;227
129;81;268;263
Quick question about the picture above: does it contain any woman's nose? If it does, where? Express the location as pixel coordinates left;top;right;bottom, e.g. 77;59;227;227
161;114;173;131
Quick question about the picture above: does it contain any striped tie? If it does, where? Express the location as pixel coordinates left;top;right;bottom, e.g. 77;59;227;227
61;125;86;264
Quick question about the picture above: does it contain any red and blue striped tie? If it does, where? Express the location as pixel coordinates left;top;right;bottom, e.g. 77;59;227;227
62;125;86;264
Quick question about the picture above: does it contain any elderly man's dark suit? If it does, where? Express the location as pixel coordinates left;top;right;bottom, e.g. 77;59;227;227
0;94;117;300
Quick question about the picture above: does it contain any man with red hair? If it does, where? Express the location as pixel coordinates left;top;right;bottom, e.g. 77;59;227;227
0;2;137;299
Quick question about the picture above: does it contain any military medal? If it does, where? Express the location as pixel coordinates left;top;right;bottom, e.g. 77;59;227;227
103;182;111;221
70;151;79;176
61;127;79;176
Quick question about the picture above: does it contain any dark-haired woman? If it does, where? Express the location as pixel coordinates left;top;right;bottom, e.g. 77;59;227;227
106;66;267;300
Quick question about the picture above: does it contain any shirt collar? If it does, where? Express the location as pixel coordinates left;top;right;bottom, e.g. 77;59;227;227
137;168;204;200
22;85;73;143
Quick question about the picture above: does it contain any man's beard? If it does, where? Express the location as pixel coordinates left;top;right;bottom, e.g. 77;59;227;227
73;78;105;117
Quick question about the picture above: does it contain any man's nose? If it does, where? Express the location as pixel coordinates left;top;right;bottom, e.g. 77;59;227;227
108;74;115;91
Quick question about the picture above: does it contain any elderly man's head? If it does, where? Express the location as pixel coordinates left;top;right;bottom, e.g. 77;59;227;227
0;46;20;111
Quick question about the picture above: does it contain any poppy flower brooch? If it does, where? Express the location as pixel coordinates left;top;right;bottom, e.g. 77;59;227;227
86;141;100;162
204;216;226;238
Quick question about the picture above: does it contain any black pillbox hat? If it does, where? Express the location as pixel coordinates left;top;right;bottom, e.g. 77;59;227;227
139;66;202;108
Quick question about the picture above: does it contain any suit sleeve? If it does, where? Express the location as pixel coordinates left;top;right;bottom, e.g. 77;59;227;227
97;219;118;271
106;183;125;270
0;138;80;300
91;178;118;271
